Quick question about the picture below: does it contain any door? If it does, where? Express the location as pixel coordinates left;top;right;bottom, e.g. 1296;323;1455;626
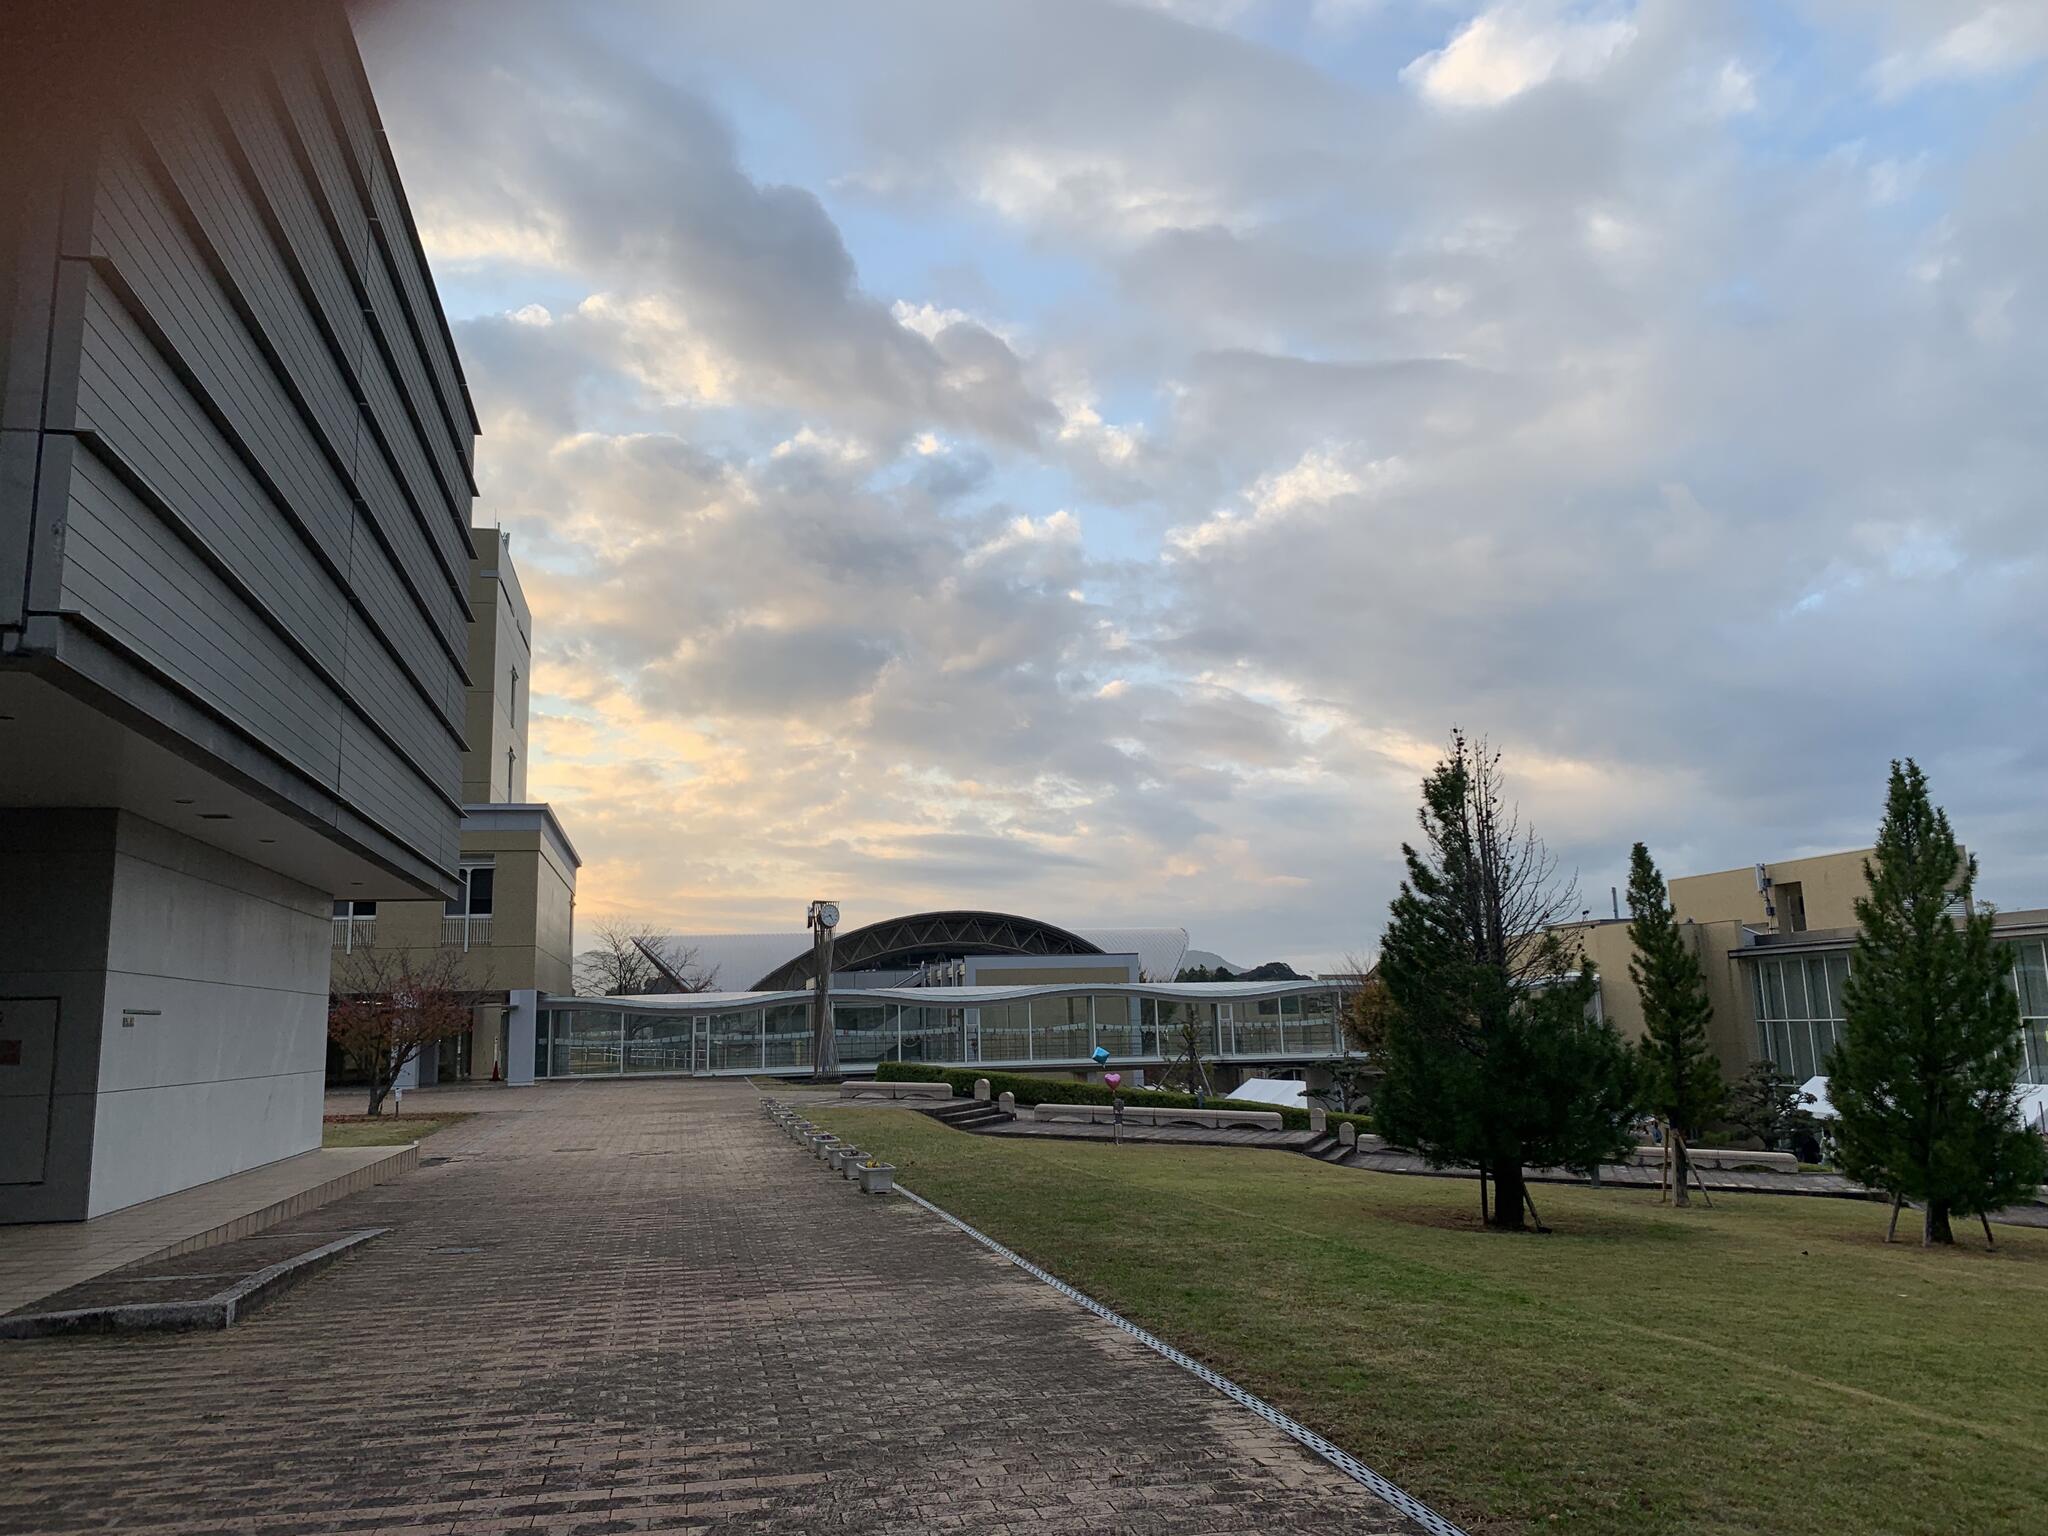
1215;1002;1236;1057
692;1016;711;1074
0;997;60;1185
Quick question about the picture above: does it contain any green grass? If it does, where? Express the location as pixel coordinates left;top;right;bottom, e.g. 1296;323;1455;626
816;1107;2048;1536
321;1114;467;1147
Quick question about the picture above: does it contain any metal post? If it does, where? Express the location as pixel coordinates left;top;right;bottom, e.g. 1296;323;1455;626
808;900;839;1080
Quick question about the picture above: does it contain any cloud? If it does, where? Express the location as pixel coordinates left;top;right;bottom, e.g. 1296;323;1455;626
1870;2;2048;98
356;0;1052;448
1404;4;1638;108
356;0;2048;964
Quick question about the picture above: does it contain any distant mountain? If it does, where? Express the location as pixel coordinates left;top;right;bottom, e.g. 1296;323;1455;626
1174;956;1307;982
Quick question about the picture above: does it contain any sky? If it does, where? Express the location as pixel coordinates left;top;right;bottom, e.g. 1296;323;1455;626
355;0;2048;971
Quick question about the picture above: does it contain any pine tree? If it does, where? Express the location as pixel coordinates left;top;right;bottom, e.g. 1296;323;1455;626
1827;761;2047;1246
1376;732;1639;1231
1625;842;1726;1206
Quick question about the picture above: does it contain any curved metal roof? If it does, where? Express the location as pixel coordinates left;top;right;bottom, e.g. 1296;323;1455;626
636;921;1191;994
750;909;1104;990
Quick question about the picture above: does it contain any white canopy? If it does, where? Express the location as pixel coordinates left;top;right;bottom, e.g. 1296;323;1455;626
1802;1075;2048;1133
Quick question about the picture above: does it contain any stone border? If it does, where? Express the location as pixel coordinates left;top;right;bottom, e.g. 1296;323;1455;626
891;1185;1468;1536
147;1142;420;1266
0;1228;390;1339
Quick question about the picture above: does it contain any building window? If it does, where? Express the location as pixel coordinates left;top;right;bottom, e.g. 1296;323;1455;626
2006;937;2048;1087
1777;881;1807;933
445;864;495;918
1750;953;1849;1080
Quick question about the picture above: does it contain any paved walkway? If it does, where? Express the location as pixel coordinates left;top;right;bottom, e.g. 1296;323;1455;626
0;1079;1421;1535
0;1143;416;1315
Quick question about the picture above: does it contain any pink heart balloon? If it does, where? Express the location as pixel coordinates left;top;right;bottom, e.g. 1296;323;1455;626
1103;1072;1122;1088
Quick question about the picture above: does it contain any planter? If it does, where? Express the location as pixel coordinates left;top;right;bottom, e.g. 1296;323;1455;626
857;1163;896;1195
831;1146;861;1175
811;1135;839;1159
841;1152;865;1180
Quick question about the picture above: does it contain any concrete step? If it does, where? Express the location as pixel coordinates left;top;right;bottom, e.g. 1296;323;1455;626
922;1100;1012;1131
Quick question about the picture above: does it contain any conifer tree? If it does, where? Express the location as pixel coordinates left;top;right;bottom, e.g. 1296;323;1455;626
1827;761;2047;1246
1376;732;1638;1231
1625;842;1726;1206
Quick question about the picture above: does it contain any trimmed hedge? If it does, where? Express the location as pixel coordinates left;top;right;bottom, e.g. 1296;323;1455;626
874;1060;1370;1135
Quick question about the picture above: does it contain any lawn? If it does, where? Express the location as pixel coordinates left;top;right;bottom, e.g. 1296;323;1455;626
814;1107;2048;1536
321;1114;468;1147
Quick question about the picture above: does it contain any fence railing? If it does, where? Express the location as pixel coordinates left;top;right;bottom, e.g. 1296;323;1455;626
331;916;376;952
442;915;493;950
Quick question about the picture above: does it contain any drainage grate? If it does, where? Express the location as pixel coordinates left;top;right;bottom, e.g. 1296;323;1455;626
894;1186;1469;1536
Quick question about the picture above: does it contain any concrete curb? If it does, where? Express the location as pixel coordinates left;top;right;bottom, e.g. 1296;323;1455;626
0;1228;390;1339
144;1142;420;1267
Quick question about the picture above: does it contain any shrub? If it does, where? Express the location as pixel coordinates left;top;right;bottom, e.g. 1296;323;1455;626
872;1061;1370;1134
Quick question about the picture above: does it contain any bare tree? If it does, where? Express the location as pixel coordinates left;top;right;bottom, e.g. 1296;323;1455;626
330;945;485;1116
575;920;719;996
639;932;720;993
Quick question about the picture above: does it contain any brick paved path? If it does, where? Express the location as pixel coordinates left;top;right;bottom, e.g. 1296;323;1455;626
1;1080;1420;1535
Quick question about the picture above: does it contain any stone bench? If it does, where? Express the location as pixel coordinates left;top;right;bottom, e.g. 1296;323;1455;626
838;1080;954;1100
1628;1145;1800;1173
1027;1103;1284;1131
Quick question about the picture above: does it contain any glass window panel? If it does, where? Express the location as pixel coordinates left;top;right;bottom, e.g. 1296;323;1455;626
1813;1015;1844;1070
1769;1019;1795;1075
557;1009;622;1076
981;1002;1029;1061
444;869;467;918
625;1013;692;1074
1805;957;1835;1022
900;1006;966;1063
1780;959;1809;1022
708;1009;761;1073
534;1011;552;1078
1032;996;1091;1060
832;1003;893;1067
1295;991;1337;1055
2009;940;2048;1021
1235;996;1284;1055
1789;1018;1816;1081
2022;1020;2047;1087
1092;994;1143;1058
467;866;495;916
1826;955;1852;1017
763;1003;811;1071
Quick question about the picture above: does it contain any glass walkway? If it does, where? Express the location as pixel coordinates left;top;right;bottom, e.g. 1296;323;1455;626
532;981;1350;1079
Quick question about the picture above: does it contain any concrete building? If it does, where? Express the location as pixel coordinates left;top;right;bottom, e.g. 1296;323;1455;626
330;527;579;1084
1558;848;2048;1090
1;3;475;1219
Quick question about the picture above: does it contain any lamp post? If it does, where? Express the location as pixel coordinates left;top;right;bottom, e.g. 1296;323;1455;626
807;900;840;1080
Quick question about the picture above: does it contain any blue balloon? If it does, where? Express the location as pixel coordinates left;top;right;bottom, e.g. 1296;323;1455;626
1091;1046;1110;1064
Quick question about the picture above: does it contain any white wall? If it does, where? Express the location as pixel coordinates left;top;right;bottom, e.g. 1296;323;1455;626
83;815;328;1217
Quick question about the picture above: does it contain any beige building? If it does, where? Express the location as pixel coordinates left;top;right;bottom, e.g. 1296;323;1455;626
330;528;580;1083
1559;847;2048;1093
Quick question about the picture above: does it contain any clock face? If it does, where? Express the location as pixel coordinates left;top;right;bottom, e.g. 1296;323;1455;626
818;902;840;929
